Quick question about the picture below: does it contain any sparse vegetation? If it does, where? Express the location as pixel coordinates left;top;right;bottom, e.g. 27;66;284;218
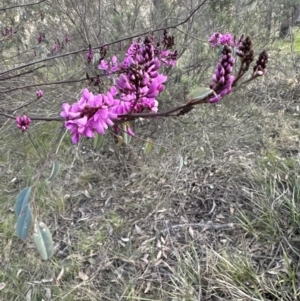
1;0;300;300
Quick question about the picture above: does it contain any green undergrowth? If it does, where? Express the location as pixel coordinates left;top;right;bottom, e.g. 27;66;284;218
1;61;300;300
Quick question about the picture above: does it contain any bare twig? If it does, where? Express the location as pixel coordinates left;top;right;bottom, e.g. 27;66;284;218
0;94;210;123
0;78;86;94
0;0;46;11
0;0;208;77
0;65;47;82
0;112;63;121
161;222;235;234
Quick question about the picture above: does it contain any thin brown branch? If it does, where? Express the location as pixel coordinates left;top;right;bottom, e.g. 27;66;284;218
0;78;86;94
0;65;46;82
0;0;46;11
0;95;211;123
0;0;208;77
0;112;63;121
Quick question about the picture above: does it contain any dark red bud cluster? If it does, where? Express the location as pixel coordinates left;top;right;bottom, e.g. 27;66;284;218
162;29;175;49
253;50;268;76
99;46;108;60
209;45;235;103
142;37;155;62
237;36;254;72
86;73;102;86
86;44;93;63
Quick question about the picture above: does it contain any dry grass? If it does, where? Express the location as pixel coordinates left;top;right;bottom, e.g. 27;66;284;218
1;50;300;301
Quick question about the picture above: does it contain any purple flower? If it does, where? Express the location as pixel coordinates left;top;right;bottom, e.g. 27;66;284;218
60;103;81;119
116;74;134;92
98;56;119;76
209;94;222;103
209;46;235;103
160;50;177;66
209;32;235;48
111;99;133;115
16;115;31;132
208;32;222;47
65;116;90;143
99;59;109;71
61;88;118;143
220;33;233;46
112;37;172;114
36;90;43;98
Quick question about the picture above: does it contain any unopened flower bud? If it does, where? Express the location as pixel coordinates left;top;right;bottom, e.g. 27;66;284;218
36;90;44;98
16;115;31;132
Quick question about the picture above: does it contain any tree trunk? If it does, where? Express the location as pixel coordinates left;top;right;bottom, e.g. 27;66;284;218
280;4;300;38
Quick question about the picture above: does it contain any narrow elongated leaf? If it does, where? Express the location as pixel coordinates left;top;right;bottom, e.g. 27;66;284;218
15;187;31;217
93;133;104;149
178;155;184;172
46;161;60;182
33;220;54;260
187;87;214;102
144;139;153;155
123;131;131;144
122;123;131;144
174;74;181;83
16;205;32;240
158;146;165;156
92;52;100;65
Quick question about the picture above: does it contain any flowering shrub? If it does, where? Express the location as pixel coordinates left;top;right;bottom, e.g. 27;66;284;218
6;29;268;260
60;33;178;143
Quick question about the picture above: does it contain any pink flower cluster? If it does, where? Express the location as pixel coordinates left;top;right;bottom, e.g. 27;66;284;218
36;90;43;98
208;32;235;48
16;115;31;132
61;36;177;143
102;37;176;115
209;46;235;103
98;55;118;76
60;88;118;143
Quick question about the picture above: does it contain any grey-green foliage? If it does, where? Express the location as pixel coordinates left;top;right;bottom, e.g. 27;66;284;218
15;187;32;241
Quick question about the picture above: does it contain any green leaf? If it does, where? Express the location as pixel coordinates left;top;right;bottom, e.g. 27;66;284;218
144;139;153;155
218;46;224;57
15;187;31;217
158;146;165;156
92;52;100;64
122;123;131;144
187;87;214;102
178;155;184;172
33;219;54;260
46;160;60;182
174;74;181;84
16;204;32;240
123;131;131;144
93;133;105;149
